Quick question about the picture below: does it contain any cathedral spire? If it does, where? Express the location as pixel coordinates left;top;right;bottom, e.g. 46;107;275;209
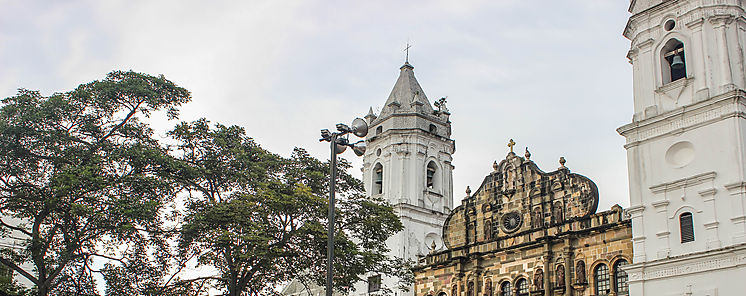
378;62;434;119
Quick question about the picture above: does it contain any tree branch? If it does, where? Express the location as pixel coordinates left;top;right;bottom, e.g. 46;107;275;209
0;219;31;237
0;256;39;285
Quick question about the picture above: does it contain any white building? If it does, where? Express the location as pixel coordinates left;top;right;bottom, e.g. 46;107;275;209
617;0;746;295
282;61;454;296
358;61;455;296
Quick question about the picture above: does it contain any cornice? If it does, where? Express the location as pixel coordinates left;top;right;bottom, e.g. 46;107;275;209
649;172;717;194
625;243;746;282
618;91;746;146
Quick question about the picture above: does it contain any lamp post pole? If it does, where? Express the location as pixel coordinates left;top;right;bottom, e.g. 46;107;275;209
320;118;368;296
326;133;337;296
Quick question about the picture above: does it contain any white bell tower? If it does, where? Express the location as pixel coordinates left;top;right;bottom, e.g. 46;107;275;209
618;0;746;295
358;61;455;296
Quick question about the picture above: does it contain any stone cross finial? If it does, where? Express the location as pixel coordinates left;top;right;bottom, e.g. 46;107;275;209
404;42;412;63
508;139;516;153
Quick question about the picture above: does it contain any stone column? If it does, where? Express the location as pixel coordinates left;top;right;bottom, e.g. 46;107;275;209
710;15;735;92
544;243;552;296
685;17;709;101
564;248;572;296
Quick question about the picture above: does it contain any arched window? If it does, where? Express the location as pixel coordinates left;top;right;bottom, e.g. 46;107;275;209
467;282;474;296
661;39;686;83
426;161;438;189
516;278;529;296
429;124;437;134
680;212;694;243
594;264;610;295
376;126;383;135
484;278;492;296
452;285;458;296
373;163;384;194
613;259;629;295
499;282;511;296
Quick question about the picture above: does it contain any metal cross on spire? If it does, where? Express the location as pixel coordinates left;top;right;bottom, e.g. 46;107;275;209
404;42;412;63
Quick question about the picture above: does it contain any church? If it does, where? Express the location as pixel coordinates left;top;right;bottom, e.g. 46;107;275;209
359;60;633;296
284;1;746;296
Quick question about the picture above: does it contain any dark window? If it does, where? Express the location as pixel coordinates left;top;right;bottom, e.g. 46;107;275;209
374;164;384;194
680;212;694;243
499;282;511;296
376;126;383;135
368;274;381;293
429;124;437;134
467;282;474;296
662;39;686;83
614;259;629;295
452;285;458;296
426;162;437;189
516;279;529;296
664;19;675;31
484;278;492;296
594;264;610;295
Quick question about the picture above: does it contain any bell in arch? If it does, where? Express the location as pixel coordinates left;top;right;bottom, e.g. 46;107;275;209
671;54;685;70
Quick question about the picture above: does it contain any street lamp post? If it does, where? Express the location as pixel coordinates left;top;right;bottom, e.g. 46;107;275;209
319;118;368;296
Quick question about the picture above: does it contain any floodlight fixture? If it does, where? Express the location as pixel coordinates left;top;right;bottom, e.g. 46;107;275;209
318;117;369;296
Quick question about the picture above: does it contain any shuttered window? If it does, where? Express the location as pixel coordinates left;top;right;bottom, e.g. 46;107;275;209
680;212;694;243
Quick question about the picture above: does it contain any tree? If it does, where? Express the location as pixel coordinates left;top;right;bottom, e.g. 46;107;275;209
0;71;191;295
171;120;407;296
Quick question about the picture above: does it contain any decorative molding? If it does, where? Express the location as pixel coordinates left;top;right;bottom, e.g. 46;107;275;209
698;188;717;198
724;181;746;193
636;38;655;50
625;243;746;282
731;216;746;224
627;205;646;215
619;95;744;145
703;221;720;229
656;231;671;238
651;200;670;209
685;17;705;29
650;172;717;194
708;14;736;26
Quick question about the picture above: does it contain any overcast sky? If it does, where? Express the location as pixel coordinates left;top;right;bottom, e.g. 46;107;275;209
0;0;633;211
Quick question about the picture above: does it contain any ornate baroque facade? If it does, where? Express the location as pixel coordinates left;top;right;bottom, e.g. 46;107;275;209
413;150;632;296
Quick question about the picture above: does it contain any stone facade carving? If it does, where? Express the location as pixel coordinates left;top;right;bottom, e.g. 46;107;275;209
413;151;631;296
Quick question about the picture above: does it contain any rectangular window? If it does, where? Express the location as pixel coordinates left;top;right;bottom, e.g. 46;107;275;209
368;275;381;293
680;213;694;243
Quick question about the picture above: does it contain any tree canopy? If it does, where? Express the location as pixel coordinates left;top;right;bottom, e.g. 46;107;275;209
0;72;410;296
0;71;190;296
170;120;406;296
